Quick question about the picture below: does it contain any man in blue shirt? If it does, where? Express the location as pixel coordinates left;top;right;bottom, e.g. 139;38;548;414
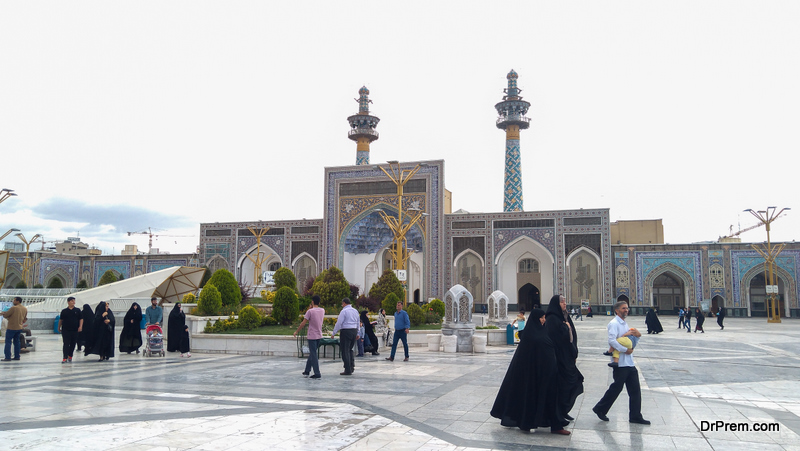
386;301;410;362
592;301;650;425
145;297;163;326
332;298;359;376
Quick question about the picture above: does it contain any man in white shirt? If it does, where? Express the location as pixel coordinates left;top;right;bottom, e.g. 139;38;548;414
592;301;650;425
332;298;360;376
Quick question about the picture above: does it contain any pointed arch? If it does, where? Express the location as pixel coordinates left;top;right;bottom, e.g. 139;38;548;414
565;245;602;304
740;264;796;316
643;262;696;308
495;235;555;308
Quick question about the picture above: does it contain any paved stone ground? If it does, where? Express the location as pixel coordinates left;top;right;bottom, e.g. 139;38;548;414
1;316;799;450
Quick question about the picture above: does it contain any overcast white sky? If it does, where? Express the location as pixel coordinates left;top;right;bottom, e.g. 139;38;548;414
1;1;798;255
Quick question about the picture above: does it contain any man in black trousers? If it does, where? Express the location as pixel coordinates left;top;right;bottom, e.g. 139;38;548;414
593;301;650;425
58;296;84;363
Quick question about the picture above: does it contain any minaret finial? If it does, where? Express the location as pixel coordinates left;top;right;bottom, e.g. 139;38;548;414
348;86;380;166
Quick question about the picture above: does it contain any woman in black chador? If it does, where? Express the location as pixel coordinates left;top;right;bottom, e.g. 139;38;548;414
77;304;94;351
645;308;663;334
545;295;584;424
694;308;705;333
360;310;380;356
491;309;570;435
167;303;185;352
119;303;143;354
86;301;115;361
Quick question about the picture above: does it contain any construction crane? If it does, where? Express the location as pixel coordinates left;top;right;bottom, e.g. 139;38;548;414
127;227;194;254
719;213;787;241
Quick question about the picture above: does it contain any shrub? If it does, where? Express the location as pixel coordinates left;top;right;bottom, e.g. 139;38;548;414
199;266;212;288
428;299;445;318
98;270;118;286
424;311;441;324
263;316;278;326
407;303;425;327
382;293;401;315
369;269;404;304
356;295;380;313
15;281;26;289
47;278;64;289
76;279;89;289
298;295;312;312
302;277;314;296
310;266;351;308
349;283;360;300
207;268;241;311
261;290;276;303
197;284;223;315
271;287;299;325
238;305;262;330
182;293;196;303
273;267;297;292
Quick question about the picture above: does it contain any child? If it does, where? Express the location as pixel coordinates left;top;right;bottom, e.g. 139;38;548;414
356;321;365;357
607;328;639;368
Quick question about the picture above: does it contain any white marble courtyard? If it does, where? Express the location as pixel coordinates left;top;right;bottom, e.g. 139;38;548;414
1;316;799;450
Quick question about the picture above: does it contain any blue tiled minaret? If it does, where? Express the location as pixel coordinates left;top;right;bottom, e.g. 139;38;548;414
347;86;380;165
495;70;530;212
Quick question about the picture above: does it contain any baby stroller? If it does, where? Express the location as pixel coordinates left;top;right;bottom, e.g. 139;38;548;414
144;324;165;357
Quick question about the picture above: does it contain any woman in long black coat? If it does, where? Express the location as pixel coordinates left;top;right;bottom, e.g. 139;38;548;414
360;310;380;356
694;308;705;333
86;301;115;361
645;308;663;334
167;303;185;352
77;304;94;351
544;295;584;423
119;303;143;353
491;309;569;434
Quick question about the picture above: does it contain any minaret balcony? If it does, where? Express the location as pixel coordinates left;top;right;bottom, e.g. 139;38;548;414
496;115;531;129
348;128;380;141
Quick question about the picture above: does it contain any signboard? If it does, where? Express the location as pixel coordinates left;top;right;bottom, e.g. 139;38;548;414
580;300;590;309
765;285;779;294
700;299;711;312
394;270;407;282
261;271;275;286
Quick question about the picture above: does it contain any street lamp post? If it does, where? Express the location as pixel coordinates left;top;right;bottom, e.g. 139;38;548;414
374;161;427;306
15;233;42;288
0;188;17;205
745;207;791;323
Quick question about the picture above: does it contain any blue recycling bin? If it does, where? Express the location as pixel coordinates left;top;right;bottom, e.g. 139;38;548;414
140;315;147;329
506;324;515;345
54;314;61;334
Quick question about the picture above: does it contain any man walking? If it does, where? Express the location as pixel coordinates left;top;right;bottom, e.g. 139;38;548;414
717;306;726;330
2;297;28;362
145;297;162;326
331;298;359;376
684;307;692;332
294;295;324;379
593;301;650;425
386;301;410;362
59;296;84;363
677;307;685;329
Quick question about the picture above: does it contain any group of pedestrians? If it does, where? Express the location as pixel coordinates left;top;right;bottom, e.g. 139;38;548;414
49;296;190;364
294;296;411;379
492;296;651;436
678;306;725;333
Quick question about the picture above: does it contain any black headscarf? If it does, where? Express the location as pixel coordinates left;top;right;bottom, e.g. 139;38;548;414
167;303;185;352
119;303;143;353
543;295;584;420
491;307;561;431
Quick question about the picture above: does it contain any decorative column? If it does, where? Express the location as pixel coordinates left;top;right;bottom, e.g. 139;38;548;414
347;86;380;165
495;70;530;212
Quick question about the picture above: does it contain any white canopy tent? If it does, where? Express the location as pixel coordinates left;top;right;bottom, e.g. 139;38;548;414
25;266;205;312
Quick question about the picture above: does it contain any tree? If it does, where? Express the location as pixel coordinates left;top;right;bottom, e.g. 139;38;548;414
407;303;425;327
98;270;118;286
207;268;241;310
310;266;351;308
273;267;297;292
76;279;89;289
199;266;212;288
271;287;299;325
382;292;401;315
47;278;64;289
197;284;223;315
15;281;26;289
369;269;404;305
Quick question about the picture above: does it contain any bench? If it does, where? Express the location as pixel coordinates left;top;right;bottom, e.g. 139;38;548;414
319;337;340;359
